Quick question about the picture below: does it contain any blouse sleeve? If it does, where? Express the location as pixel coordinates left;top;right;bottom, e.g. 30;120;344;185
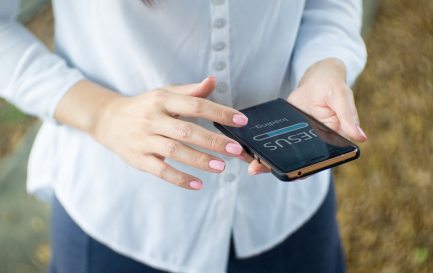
0;0;84;122
290;0;367;87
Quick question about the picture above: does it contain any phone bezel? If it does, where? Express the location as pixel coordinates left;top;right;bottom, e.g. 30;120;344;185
214;99;360;181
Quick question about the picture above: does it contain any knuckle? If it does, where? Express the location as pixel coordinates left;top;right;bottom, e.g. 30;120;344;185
139;110;153;122
209;133;222;151
195;153;210;168
164;141;179;158
133;158;148;172
189;98;203;114
215;109;227;123
135;145;148;157
154;162;169;178
173;174;188;187
175;123;193;139
152;89;169;102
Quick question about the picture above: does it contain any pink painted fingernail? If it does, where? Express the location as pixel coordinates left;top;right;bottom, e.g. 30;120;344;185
205;76;216;83
356;124;368;140
189;180;203;190
248;165;263;175
232;114;248;126
225;143;243;155
200;76;215;86
248;169;262;176
209;160;225;171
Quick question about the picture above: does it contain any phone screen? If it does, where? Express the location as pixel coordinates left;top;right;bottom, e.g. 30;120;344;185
215;99;358;173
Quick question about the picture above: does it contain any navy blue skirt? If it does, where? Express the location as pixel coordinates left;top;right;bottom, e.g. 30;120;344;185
50;179;345;273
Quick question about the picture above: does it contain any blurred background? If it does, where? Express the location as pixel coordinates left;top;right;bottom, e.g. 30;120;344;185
0;0;432;272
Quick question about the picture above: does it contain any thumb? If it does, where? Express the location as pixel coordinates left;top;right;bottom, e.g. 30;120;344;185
329;87;368;142
167;77;216;98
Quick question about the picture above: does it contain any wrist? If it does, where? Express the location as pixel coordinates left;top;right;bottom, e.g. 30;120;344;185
91;89;125;142
54;80;123;138
299;57;347;87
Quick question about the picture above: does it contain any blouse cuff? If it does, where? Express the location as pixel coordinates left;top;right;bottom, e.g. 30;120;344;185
291;45;367;88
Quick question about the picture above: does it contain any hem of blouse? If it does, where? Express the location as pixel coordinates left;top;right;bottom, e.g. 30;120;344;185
53;188;227;273
234;172;331;259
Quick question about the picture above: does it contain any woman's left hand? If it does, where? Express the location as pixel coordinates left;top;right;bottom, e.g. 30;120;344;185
247;57;368;175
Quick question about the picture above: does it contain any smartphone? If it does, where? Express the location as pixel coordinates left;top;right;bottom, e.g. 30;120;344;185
214;98;360;181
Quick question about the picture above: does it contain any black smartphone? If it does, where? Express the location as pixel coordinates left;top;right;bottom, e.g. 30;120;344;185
214;98;360;181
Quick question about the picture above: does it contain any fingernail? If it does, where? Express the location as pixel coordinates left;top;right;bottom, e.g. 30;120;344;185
203;76;216;82
248;165;261;175
232;114;248;126
248;169;262;176
356;124;368;140
225;143;243;155
209;160;225;171
189;180;203;190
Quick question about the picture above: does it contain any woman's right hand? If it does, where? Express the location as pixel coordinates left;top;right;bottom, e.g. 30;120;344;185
89;77;250;190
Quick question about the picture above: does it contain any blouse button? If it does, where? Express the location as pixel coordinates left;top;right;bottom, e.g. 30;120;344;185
213;18;226;29
212;41;226;51
216;82;228;93
213;61;226;71
211;0;225;5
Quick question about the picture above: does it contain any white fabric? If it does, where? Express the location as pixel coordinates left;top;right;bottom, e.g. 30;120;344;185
0;1;366;272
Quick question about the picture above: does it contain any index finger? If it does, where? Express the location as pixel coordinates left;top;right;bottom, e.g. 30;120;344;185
163;94;249;127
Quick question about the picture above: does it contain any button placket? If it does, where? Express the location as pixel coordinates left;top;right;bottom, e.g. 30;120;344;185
212;41;226;51
211;0;226;5
209;0;232;107
224;173;237;183
221;153;241;187
216;81;228;93
213;18;226;29
213;61;226;71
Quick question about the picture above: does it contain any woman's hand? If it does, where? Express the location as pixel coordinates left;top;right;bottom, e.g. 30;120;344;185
247;58;367;175
56;77;251;190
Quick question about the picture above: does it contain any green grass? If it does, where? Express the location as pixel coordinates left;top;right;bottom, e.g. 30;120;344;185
0;101;31;123
0;99;34;158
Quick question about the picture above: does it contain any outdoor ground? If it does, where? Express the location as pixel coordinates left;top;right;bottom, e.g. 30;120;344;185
0;5;53;273
335;1;433;272
0;3;52;158
0;1;432;273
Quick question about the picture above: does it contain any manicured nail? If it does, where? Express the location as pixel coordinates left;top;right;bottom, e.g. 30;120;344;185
248;169;262;176
204;76;216;83
356;124;368;140
189;180;203;190
232;114;248;126
248;165;260;175
209;160;225;171
225;143;243;155
200;76;214;85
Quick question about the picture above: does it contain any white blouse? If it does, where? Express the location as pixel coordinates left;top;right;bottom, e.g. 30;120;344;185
0;0;366;272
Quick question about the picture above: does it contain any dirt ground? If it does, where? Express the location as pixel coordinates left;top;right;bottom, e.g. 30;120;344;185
335;0;433;272
0;1;432;272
